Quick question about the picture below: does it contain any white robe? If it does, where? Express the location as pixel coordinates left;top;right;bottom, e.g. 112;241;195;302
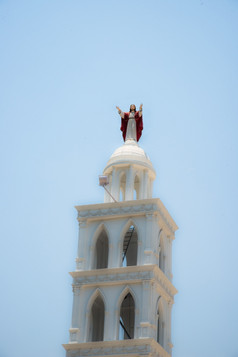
125;112;137;141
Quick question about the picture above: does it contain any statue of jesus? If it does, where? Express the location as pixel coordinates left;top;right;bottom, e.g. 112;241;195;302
116;104;143;142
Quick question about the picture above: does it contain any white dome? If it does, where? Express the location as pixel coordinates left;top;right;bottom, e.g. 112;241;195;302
104;140;155;177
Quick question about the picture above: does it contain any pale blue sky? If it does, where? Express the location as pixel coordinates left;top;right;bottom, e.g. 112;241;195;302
1;1;238;357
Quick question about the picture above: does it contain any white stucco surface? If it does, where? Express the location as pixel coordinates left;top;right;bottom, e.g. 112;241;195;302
64;142;177;357
104;140;155;174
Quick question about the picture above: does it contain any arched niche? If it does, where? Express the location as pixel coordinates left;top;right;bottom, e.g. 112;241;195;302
94;230;109;269
156;297;164;347
122;225;138;266
119;292;135;339
119;173;126;201
88;295;105;342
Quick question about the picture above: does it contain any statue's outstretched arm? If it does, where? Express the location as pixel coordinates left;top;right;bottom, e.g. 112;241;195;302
139;103;143;117
116;106;124;118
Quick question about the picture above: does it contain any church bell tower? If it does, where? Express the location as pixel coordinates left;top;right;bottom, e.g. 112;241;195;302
63;110;178;357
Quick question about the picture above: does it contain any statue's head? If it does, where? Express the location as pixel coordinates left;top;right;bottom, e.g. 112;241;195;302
130;104;136;112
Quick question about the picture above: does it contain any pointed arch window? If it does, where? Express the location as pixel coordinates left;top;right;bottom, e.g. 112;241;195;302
122;225;138;266
88;295;105;341
157;298;164;347
119;293;135;339
94;230;109;269
159;234;165;273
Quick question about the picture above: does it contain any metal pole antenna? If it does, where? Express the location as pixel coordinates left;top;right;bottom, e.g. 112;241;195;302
99;175;118;203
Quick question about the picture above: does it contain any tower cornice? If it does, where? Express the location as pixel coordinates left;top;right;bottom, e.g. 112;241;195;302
76;198;178;234
70;265;177;302
63;338;171;357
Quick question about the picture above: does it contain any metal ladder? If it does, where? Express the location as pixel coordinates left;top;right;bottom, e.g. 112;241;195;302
122;227;135;263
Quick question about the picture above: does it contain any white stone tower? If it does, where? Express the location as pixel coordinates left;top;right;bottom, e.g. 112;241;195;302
63;117;178;357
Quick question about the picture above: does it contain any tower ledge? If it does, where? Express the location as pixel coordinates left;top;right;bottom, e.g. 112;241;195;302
76;198;178;235
63;338;171;357
70;264;178;301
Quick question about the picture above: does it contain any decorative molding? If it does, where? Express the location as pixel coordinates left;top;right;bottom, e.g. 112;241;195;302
72;285;81;295
78;219;87;228
69;328;80;344
140;322;155;329
168;342;174;349
69;328;79;333
146;213;155;220
75;257;85;272
144;250;153;255
75;257;80;271
70;265;177;301
63;338;171;357
75;198;178;234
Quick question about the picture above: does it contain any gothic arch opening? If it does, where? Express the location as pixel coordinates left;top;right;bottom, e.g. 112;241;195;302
134;174;140;199
122;225;138;266
88;295;105;342
119;292;135;339
157;298;164;347
94;230;109;269
120;173;126;201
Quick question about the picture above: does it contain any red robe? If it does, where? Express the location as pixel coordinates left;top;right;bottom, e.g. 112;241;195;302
120;111;143;142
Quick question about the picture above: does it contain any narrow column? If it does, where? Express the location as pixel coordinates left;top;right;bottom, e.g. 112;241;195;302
143;213;155;265
167;300;173;354
76;219;87;271
141;281;150;323
140;280;153;338
138;171;143;199
103;310;110;340
108;242;114;268
143;170;148;199
125;165;134;200
110;168;116;202
104;303;116;341
167;236;173;281
148;178;153;198
69;285;81;343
